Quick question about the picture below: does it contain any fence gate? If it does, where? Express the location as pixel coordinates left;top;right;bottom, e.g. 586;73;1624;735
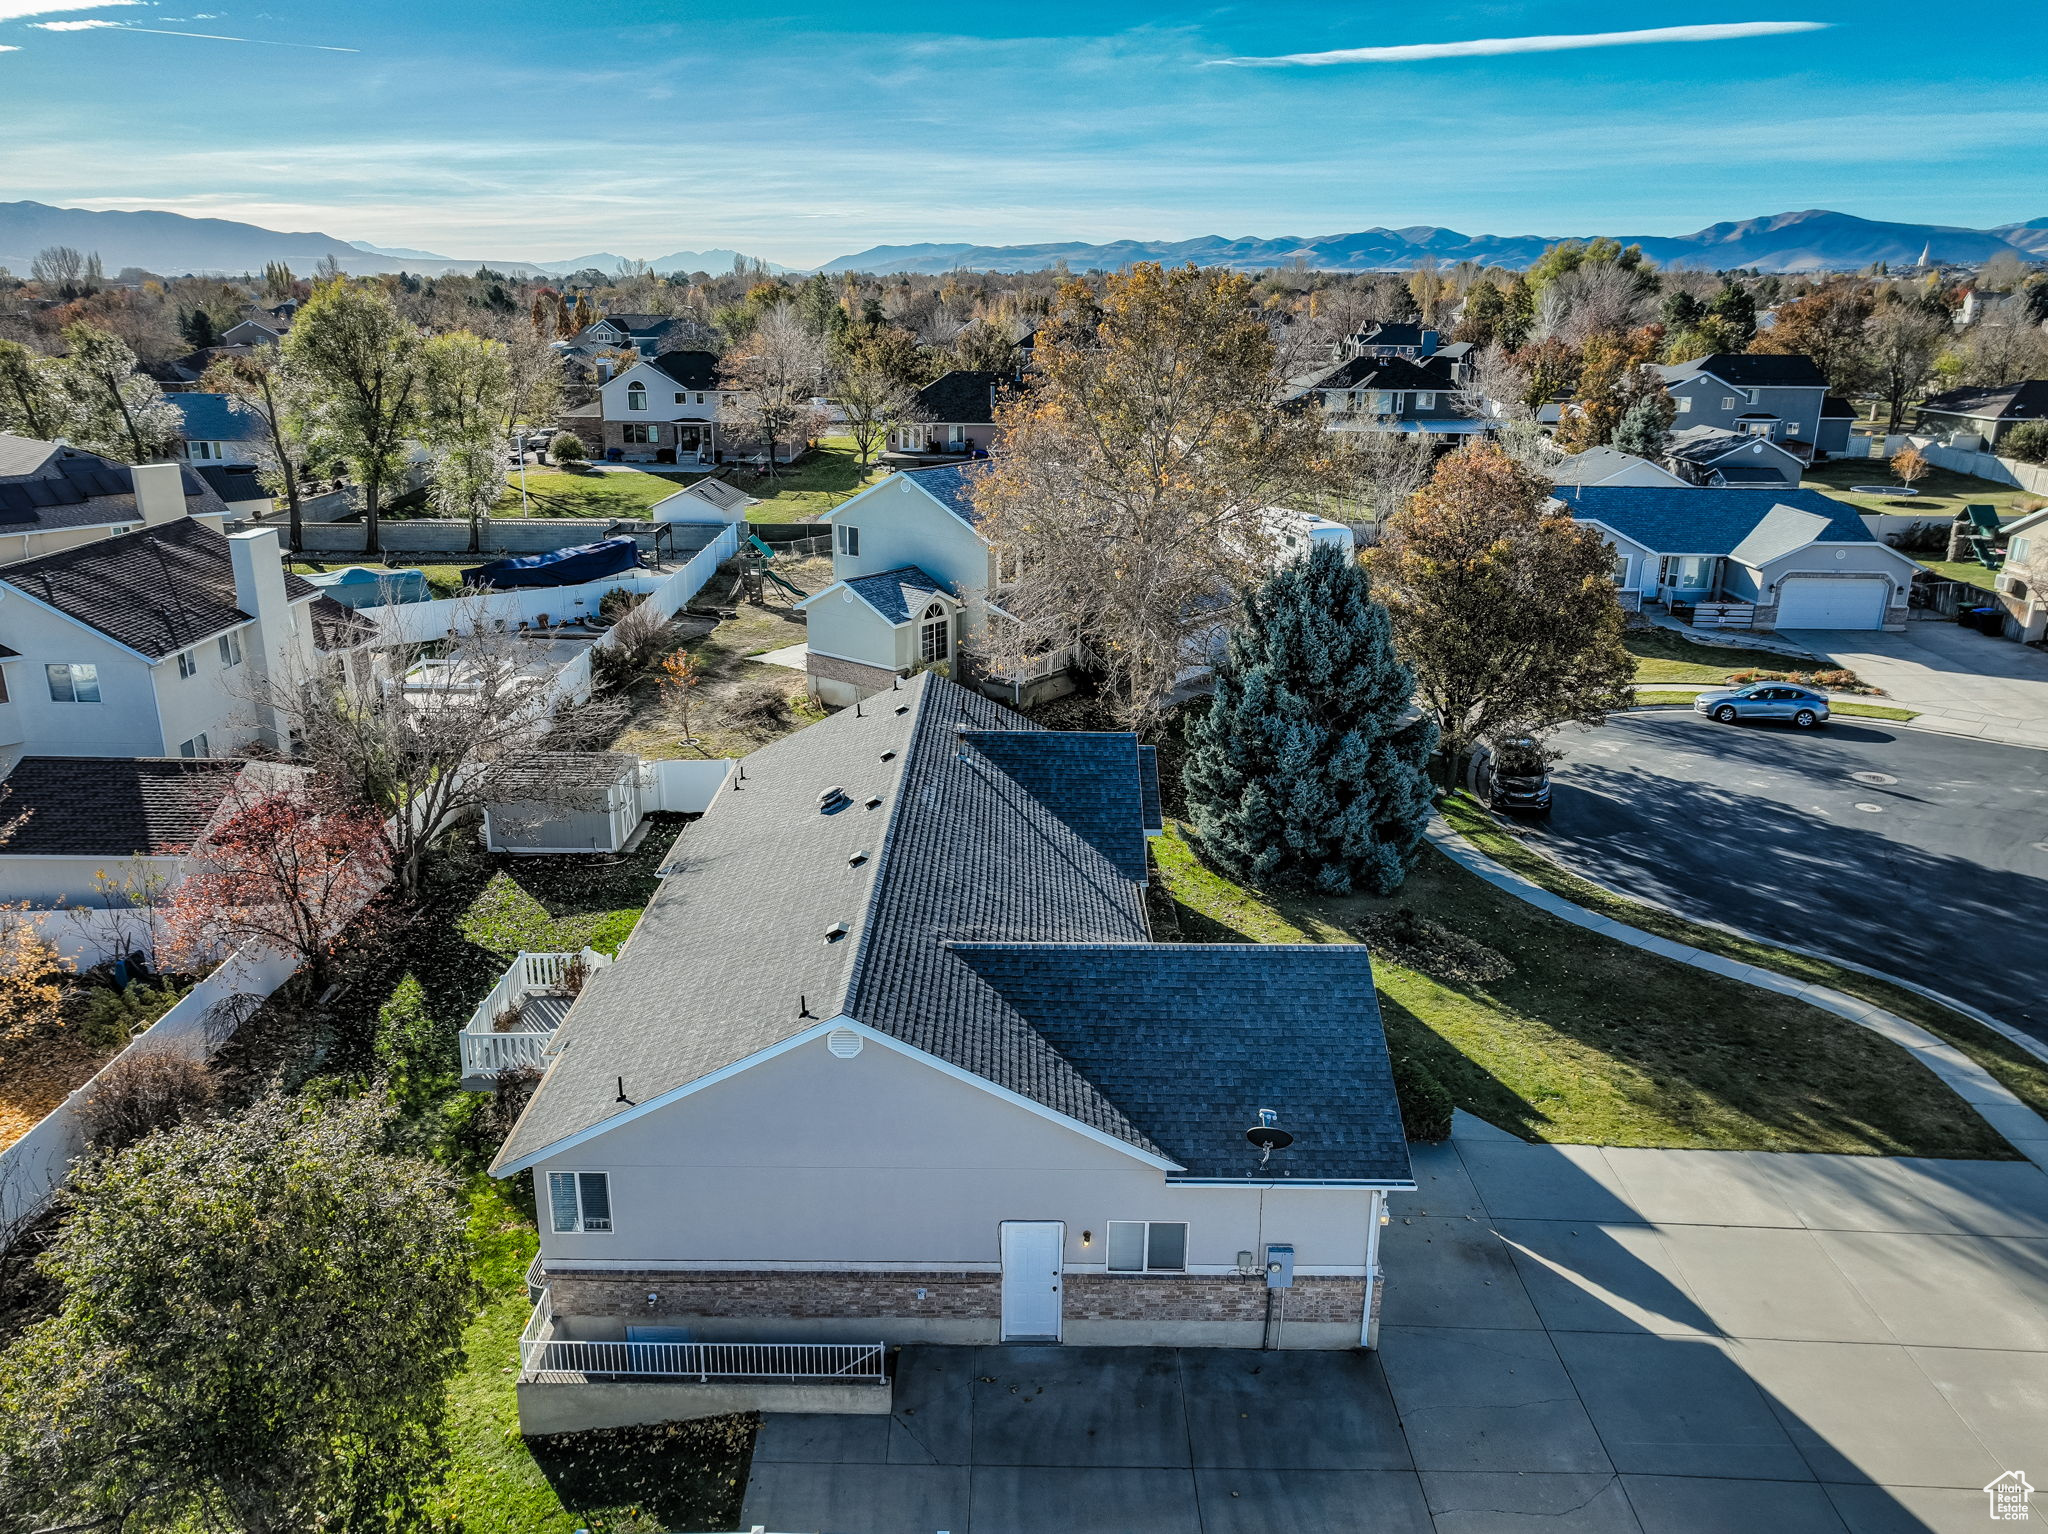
1909;577;1985;621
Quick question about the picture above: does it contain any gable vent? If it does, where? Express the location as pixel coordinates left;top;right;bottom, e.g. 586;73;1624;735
826;1028;863;1058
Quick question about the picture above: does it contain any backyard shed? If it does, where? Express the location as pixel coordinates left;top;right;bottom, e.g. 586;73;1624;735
483;752;643;854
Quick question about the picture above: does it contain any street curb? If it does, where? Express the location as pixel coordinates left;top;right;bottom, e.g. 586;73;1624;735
1426;817;2048;1169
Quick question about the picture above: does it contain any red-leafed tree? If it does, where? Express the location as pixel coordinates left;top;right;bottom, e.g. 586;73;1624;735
164;778;389;994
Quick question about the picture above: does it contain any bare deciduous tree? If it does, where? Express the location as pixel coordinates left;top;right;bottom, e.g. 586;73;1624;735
718;303;828;474
836;362;924;467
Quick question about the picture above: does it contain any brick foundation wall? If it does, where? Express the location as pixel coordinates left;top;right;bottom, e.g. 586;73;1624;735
543;1267;1364;1326
807;651;904;692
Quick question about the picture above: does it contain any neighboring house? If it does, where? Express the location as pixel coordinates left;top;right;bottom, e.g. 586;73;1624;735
1663;427;1805;488
1820;395;1857;455
1549;447;1688;489
217;318;287;349
0;437;230;566
1992;505;2048;641
491;672;1410;1427
1346;322;1442;361
1301;355;1488;442
1914;381;2048;450
1550;485;1921;630
886;369;1010;460
574;313;690;358
596;353;806;468
0;519;366;766
0;754;301;907
168;392;268;467
1655;354;1832;459
191;464;275;518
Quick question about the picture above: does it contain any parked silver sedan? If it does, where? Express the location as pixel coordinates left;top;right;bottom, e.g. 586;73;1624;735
1694;683;1831;728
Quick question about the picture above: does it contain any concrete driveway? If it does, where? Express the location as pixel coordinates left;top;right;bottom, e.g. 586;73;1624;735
1787;623;2048;749
740;1123;2048;1533
1538;711;2048;1043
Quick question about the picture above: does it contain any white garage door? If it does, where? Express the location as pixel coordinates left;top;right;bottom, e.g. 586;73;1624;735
1775;578;1888;629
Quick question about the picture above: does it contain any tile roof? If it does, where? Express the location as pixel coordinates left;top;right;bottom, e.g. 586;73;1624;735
643;351;721;390
896;462;987;527
911;369;1009;425
1918;380;2048;422
2;756;250;857
1659;353;1828;390
168;392;266;443
1549;486;1878;558
0;517;317;658
494;673;1409;1183
0;437;227;532
948;943;1409;1181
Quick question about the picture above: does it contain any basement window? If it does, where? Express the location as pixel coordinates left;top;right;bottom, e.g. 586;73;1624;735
1105;1221;1187;1273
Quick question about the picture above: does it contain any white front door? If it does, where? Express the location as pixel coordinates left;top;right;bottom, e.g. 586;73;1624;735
999;1221;1064;1342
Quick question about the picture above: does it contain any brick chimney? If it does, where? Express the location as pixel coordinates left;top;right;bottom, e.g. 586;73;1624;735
229;527;294;748
130;462;188;527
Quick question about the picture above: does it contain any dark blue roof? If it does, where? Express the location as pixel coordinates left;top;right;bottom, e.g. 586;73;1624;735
842;565;945;623
168;392;264;443
1137;745;1163;833
949;943;1411;1182
1551;486;1875;556
962;730;1148;880
899;462;985;527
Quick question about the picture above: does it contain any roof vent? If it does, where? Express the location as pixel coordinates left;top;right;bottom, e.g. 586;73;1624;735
824;921;850;943
818;785;849;812
880;750;896;762
848;849;869;866
894;704;909;715
864;795;882;810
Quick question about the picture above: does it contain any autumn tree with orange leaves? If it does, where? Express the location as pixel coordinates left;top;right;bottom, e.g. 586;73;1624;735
971;262;1359;728
1369;442;1634;778
164;776;387;995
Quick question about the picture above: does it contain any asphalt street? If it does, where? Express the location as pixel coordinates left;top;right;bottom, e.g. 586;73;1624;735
1533;710;2048;1044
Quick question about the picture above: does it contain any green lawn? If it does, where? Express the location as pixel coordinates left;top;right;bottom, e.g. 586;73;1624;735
1802;457;2044;521
735;436;884;523
1631;692;1920;720
1625;628;1819;682
1151;823;2012;1156
1439;795;2048;1126
495;468;698;520
1915;558;2002;590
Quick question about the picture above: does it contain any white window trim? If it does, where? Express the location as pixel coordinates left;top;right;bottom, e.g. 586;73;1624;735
176;649;198;679
548;1170;614;1235
218;631;243;668
626;384;647;412
46;662;101;704
1104;1219;1189;1273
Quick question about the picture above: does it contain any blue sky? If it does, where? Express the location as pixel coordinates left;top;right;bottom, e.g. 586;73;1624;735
2;0;2044;267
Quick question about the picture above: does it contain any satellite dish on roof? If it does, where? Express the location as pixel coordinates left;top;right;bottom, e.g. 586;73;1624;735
1246;1108;1293;1166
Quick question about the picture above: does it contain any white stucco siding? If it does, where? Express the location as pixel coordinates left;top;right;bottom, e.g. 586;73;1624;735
1754;544;1915;604
829;479;993;636
0;611;167;757
530;1031;1378;1276
802;592;905;673
600;364;721;425
150;623;260;758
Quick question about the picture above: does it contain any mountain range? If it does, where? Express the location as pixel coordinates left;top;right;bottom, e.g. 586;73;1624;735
4;201;2044;280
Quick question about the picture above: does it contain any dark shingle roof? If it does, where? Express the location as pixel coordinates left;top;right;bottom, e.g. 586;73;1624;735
1354;322;1432;348
168;392;265;443
1917;380;2048;422
643;351;720;390
0;438;225;532
1660;353;1828;389
494;673;1410;1183
1666;427;1799;465
1138;745;1163;833
1822;394;1857;419
948;944;1409;1181
1550;486;1877;556
0;517;316;658
839;566;946;623
1311;354;1453;393
1;756;247;857
897;462;987;527
193;463;269;503
911;369;1008;425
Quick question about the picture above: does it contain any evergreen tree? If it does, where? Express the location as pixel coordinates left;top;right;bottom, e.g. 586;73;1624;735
1181;542;1436;896
1612;392;1673;458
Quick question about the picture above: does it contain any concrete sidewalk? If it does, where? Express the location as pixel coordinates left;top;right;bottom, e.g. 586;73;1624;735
740;1127;2048;1533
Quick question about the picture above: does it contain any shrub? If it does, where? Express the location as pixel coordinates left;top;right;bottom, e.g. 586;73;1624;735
78;1052;217;1155
0;922;72;1059
1726;666;1874;695
720;678;792;737
71;981;187;1051
2004;421;2048;466
1390;1053;1454;1142
590;601;672;693
548;431;587;465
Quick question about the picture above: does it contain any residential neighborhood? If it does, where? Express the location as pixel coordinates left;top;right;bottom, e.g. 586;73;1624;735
3;8;2048;1533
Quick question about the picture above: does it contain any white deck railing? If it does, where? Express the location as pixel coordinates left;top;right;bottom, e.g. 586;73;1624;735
458;949;609;1079
518;1288;884;1384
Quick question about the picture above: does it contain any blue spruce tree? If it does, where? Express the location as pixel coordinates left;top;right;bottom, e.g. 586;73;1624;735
1181;541;1436;895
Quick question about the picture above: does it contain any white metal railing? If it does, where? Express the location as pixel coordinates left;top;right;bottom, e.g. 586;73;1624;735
458;949;610;1078
517;1290;885;1384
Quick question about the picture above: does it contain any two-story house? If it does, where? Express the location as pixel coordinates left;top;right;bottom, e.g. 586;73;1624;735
0;518;365;767
168;392;269;468
1991;505;2048;641
0;437;230;566
1654;354;1851;459
1301;355;1489;444
492;672;1410;1433
596;353;806;467
885;369;1011;461
573;313;690;358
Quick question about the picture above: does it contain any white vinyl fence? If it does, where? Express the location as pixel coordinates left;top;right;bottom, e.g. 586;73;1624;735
1908;441;2048;498
639;757;735;813
542;525;741;713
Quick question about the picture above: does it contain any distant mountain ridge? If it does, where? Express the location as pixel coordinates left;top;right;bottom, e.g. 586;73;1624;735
3;200;2041;280
816;210;2048;275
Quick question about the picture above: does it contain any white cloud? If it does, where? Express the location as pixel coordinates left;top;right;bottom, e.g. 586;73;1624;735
30;15;358;48
1211;22;1829;67
31;17;121;27
0;0;140;18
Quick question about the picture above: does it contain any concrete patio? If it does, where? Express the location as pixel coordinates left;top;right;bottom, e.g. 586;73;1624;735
741;1118;2048;1533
